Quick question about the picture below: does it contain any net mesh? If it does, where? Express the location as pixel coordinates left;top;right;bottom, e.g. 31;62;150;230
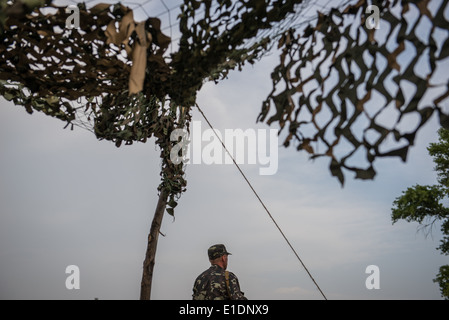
1;0;448;200
258;0;449;184
0;0;354;135
0;0;338;213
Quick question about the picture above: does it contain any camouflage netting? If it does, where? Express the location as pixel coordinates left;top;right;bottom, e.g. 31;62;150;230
0;0;185;213
1;0;449;202
0;1;171;139
259;0;449;184
0;0;304;214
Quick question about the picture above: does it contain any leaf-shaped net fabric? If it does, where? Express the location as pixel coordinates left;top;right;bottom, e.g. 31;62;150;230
259;0;449;184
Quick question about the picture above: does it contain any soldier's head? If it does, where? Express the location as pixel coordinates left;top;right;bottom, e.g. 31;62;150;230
208;244;231;270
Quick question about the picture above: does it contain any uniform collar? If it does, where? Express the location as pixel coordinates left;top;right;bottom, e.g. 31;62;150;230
211;264;224;270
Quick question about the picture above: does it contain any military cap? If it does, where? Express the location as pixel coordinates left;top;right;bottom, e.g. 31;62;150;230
208;244;232;260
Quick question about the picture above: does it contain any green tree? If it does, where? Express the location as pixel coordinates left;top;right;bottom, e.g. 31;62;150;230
392;128;449;299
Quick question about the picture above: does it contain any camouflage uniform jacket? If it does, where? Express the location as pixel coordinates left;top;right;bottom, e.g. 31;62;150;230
192;264;247;300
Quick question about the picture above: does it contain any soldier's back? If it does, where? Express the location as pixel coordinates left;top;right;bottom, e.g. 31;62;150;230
192;264;247;300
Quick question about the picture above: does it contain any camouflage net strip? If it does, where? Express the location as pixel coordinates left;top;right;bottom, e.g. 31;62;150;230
259;0;449;184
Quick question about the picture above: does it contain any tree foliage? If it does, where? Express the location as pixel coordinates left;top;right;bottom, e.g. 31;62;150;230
429;128;449;188
392;128;449;299
434;265;449;299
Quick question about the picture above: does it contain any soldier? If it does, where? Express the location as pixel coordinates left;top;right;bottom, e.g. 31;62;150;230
192;244;247;300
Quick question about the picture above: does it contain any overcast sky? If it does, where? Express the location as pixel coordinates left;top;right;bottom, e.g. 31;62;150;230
1;0;448;300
